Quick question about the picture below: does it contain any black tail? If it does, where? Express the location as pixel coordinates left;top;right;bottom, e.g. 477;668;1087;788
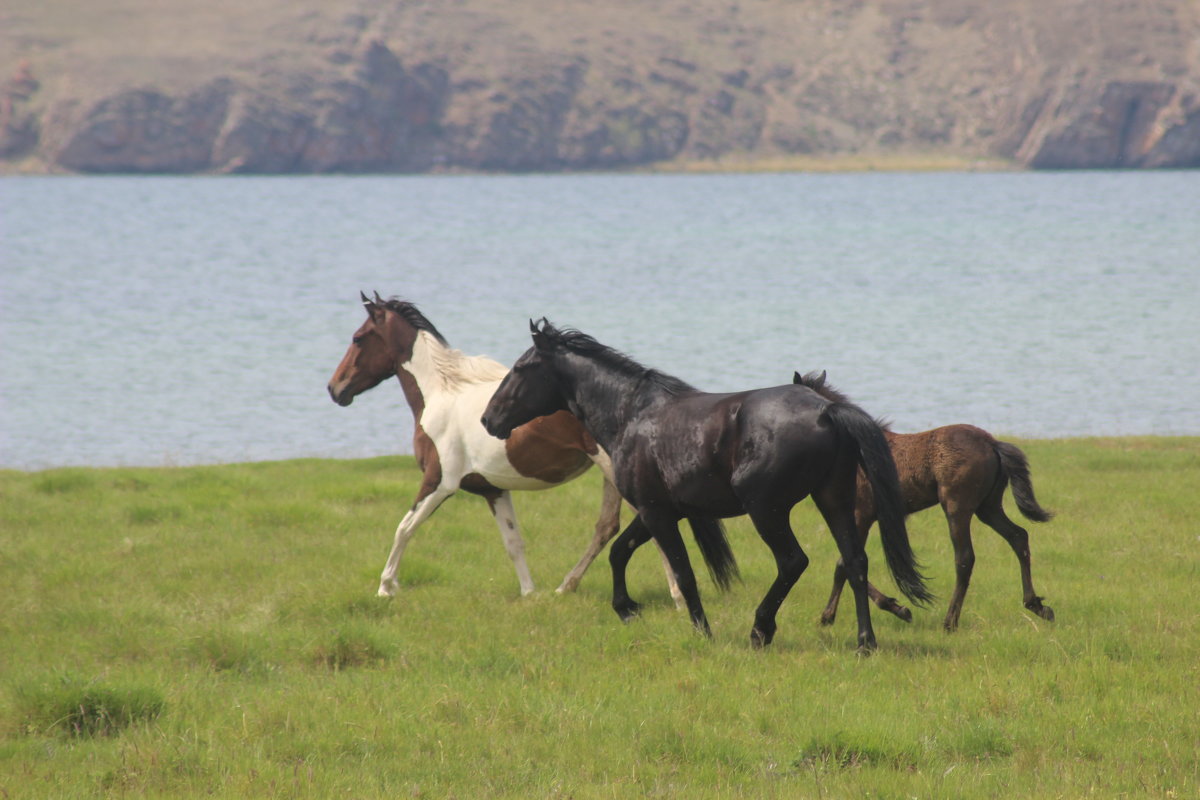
686;516;739;591
824;403;933;607
994;441;1054;523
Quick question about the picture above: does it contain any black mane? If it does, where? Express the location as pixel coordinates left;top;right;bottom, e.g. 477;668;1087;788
381;298;448;345
794;369;892;431
538;320;696;396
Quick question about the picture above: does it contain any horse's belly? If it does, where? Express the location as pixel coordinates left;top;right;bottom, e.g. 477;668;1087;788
470;450;592;492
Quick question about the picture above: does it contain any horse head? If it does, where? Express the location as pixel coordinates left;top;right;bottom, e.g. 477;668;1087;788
327;292;419;406
481;319;568;439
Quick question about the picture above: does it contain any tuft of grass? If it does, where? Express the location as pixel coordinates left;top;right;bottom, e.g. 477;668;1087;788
790;733;914;772
32;469;97;495
310;624;395;671
185;629;271;674
14;674;165;738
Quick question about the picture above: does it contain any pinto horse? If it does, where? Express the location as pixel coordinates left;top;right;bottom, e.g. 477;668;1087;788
329;293;659;599
793;370;1054;631
482;320;931;651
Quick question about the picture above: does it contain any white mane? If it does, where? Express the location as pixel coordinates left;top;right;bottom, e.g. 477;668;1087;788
413;330;509;393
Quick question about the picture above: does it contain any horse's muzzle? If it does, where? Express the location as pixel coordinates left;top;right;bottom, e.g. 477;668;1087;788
328;383;353;407
480;413;510;439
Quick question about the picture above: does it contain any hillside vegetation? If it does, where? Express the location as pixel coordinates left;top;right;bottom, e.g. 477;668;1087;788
3;0;1200;173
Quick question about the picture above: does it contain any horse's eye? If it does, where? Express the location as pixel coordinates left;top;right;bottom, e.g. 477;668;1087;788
352;336;363;345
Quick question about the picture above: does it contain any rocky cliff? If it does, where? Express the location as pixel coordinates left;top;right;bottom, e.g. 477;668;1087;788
3;0;1199;173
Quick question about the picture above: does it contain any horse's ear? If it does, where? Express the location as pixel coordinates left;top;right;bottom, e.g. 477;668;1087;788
794;370;826;389
363;292;386;324
360;291;372;306
530;318;551;350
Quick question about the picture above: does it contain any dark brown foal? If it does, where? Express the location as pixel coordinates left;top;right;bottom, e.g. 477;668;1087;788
795;371;1054;632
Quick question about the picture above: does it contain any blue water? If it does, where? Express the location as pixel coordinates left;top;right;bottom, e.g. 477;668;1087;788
2;171;1198;470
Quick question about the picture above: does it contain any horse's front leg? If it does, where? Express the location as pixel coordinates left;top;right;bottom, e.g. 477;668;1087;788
642;512;711;637
608;514;653;621
378;482;455;597
560;466;685;608
486;490;535;596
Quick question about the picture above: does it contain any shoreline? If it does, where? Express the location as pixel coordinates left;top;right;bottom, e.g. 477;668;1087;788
2;153;1022;178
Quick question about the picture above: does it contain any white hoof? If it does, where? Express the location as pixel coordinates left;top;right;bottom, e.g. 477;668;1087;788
377;580;398;598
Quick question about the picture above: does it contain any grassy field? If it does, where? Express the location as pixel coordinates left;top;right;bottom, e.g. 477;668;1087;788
2;438;1198;798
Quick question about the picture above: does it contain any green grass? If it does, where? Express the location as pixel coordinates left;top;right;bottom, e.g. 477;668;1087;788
2;439;1198;798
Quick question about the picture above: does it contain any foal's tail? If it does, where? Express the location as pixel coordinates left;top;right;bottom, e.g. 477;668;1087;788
994;441;1054;523
825;403;934;608
687;516;740;591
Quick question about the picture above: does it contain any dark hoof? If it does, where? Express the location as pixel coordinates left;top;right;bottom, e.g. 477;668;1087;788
882;600;912;623
818;611;836;627
856;635;878;655
613;601;642;622
1029;603;1055;622
750;627;773;649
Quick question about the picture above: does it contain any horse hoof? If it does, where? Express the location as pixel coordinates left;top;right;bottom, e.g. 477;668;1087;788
377;583;397;598
1037;605;1055;622
818;613;836;627
895;607;913;623
614;602;642;622
750;627;773;649
856;635;878;655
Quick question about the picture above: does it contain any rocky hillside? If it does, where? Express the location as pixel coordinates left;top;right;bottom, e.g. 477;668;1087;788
3;0;1200;173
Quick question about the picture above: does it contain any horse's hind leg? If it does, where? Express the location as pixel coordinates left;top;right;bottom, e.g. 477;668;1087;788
819;559;849;626
813;494;876;652
378;484;455;597
746;505;809;648
487;491;535;596
820;518;912;626
557;476;622;594
941;501;976;631
976;495;1054;622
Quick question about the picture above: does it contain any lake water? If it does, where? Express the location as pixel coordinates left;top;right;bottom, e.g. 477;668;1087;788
2;171;1198;471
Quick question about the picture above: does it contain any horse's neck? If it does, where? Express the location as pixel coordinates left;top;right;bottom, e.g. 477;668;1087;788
397;331;507;420
561;358;665;452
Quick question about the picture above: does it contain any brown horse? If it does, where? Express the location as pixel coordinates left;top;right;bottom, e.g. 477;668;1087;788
328;293;636;598
794;371;1054;631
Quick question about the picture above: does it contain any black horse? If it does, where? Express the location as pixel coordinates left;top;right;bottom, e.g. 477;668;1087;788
482;320;931;651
